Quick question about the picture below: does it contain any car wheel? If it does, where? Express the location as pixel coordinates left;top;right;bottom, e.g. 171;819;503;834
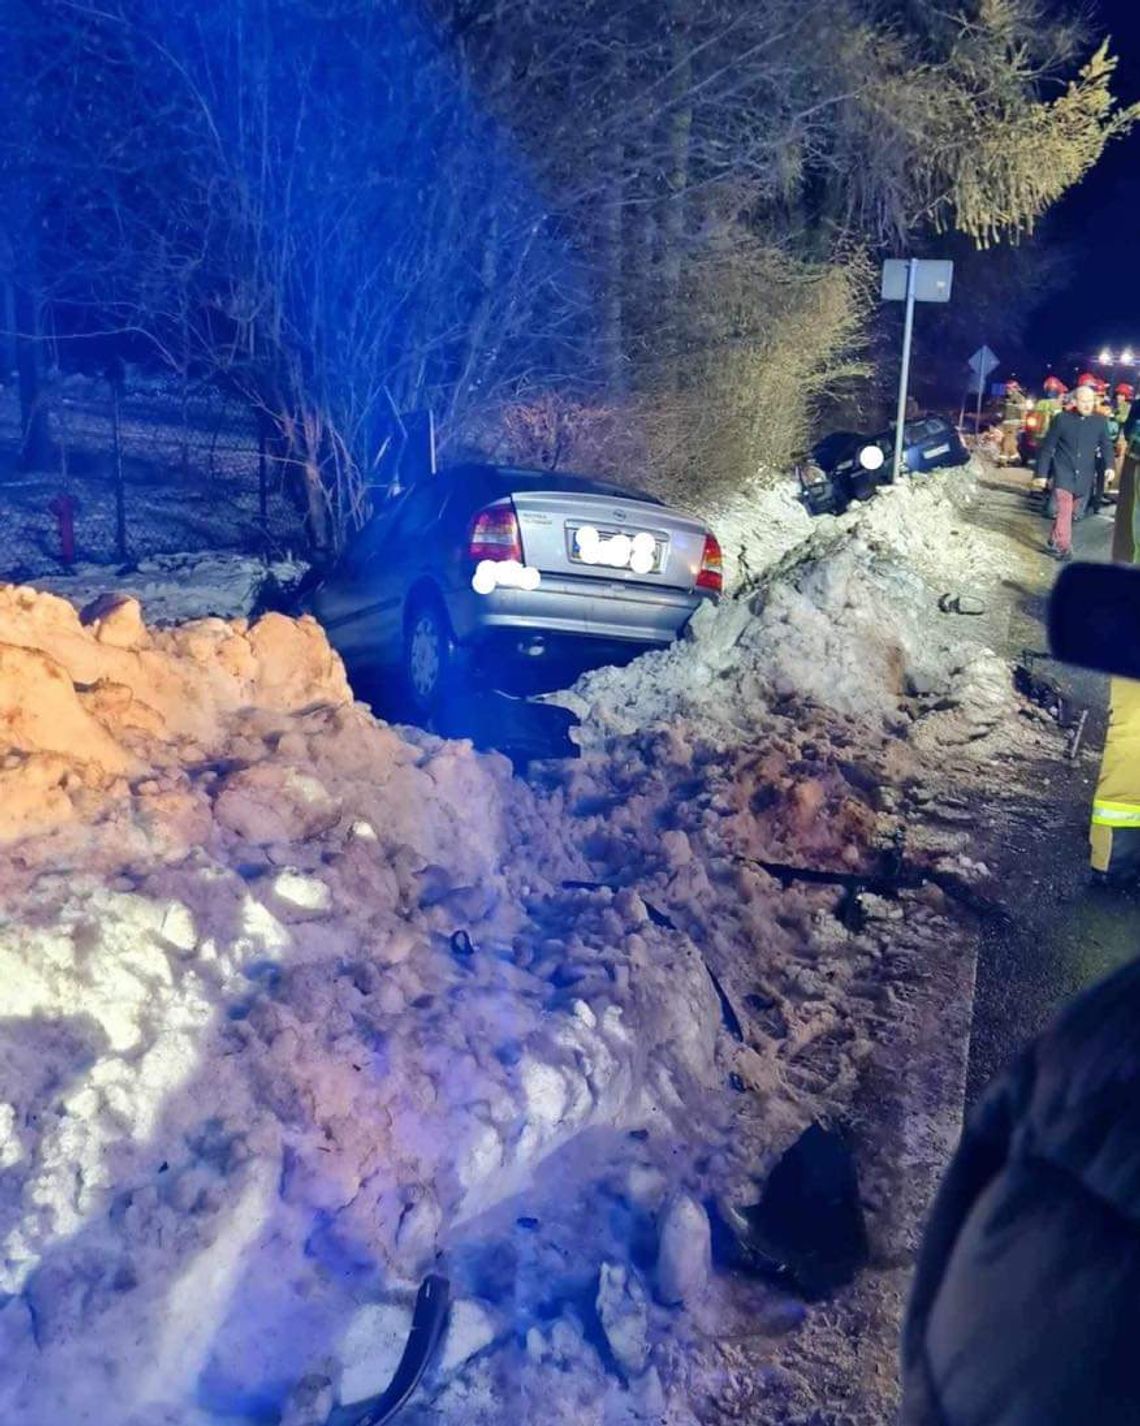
403;595;458;717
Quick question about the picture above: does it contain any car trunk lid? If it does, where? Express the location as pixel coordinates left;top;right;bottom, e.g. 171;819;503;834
509;489;707;592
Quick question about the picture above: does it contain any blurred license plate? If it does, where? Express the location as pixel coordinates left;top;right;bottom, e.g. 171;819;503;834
570;526;662;572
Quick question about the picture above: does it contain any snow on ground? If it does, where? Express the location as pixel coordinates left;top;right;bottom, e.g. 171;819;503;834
29;552;309;625
0;458;1028;1426
703;469;817;588
708;457;1018;597
557;462;1017;750
0;583;900;1426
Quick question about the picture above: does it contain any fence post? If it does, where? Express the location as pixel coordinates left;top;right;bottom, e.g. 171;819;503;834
111;375;127;561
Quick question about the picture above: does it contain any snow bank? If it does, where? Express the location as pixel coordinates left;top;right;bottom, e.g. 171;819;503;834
0;547;981;1426
0;455;1008;1425
707;459;1016;595
559;533;1012;751
0;585;842;1426
704;471;817;589
557;462;1018;748
29;551;308;624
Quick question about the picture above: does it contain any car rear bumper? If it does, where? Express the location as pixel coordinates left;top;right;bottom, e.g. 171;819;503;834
449;572;705;648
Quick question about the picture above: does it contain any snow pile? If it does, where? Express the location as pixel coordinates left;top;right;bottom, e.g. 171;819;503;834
558;535;1011;752
704;472;816;589
0;583;917;1426
707;460;1016;596
555;461;1019;751
27;551;308;624
852;460;1019;587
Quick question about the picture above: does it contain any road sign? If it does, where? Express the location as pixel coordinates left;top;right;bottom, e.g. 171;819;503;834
969;345;999;379
881;258;954;304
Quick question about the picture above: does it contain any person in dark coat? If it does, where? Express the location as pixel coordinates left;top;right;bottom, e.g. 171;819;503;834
1035;383;1114;559
900;954;1140;1425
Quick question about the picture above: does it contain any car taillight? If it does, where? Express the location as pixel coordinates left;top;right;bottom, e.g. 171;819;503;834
468;503;522;563
696;532;723;593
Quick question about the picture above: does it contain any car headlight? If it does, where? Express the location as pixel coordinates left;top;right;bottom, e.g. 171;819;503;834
858;444;885;472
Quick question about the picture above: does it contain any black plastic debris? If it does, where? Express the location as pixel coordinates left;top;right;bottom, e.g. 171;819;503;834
559;882;744;1040
1015;649;1075;728
449;929;475;959
837;883;866;934
326;1274;450;1426
641;899;675;931
712;1123;869;1300
938;592;986;616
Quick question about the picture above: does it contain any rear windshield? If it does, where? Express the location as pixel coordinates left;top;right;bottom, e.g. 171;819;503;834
904;419;949;442
450;464;665;506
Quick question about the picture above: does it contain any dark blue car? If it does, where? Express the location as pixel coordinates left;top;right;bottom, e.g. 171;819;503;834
801;416;969;515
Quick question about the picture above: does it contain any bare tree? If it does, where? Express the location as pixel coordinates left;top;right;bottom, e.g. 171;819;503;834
2;0;1134;528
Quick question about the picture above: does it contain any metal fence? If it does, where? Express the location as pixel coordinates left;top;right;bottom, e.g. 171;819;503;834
0;377;307;577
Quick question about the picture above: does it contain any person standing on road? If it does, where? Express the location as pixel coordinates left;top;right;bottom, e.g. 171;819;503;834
1035;383;1114;559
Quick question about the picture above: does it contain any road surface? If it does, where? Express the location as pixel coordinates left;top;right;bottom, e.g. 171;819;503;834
961;464;1140;1104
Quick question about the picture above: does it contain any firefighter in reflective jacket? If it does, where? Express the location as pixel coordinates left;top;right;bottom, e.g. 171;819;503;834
1000;381;1025;461
1092;397;1140;880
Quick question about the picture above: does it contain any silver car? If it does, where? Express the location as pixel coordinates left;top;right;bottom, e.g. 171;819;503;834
303;462;722;713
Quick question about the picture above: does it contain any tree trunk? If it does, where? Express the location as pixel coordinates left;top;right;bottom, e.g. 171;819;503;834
660;8;692;384
599;35;628;394
15;282;51;471
0;279;17;377
301;455;331;554
600;163;625;393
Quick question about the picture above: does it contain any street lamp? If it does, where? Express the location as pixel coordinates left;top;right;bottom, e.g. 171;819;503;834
1099;348;1114;365
1123;348;1135;366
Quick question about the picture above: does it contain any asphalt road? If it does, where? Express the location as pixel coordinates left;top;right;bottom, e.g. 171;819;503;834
961;466;1140;1105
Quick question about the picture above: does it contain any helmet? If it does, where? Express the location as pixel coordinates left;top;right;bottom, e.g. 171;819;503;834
1043;375;1066;393
1116;383;1134;398
1005;380;1022;395
1078;372;1098;388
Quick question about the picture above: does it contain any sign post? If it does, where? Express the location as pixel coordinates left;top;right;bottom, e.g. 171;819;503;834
881;258;954;483
967;344;999;434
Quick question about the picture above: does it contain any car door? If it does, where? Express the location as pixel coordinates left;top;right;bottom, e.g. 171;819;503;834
311;479;448;668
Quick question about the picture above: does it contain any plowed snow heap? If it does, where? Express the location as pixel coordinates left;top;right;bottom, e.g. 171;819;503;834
0;495;1009;1426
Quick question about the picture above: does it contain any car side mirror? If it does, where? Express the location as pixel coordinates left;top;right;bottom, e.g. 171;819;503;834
1049;562;1140;679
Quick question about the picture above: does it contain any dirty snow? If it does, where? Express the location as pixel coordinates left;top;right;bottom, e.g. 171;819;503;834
708;459;1016;596
557;465;1017;750
23;551;308;624
0;457;1035;1426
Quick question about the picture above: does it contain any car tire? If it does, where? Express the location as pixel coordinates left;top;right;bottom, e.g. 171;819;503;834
403;593;460;719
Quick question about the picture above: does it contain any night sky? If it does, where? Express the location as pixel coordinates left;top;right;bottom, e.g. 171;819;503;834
1023;0;1140;370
